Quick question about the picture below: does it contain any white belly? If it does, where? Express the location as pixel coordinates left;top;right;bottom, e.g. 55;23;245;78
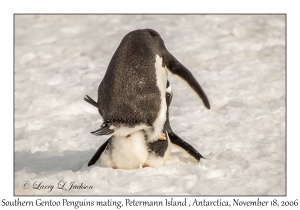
101;131;149;170
99;132;172;169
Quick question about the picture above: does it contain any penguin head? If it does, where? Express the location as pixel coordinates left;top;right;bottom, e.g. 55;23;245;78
119;29;167;57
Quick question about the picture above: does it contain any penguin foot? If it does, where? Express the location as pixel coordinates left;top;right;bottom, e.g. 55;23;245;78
142;164;149;168
126;134;131;139
159;132;166;140
112;166;117;169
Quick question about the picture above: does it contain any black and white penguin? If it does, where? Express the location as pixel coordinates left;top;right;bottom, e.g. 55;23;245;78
90;29;210;143
85;81;204;169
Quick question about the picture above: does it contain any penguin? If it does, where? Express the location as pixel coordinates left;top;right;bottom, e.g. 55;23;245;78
90;29;210;143
85;81;204;168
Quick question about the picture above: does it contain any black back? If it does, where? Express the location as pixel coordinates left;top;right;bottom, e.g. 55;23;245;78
98;28;210;129
98;29;166;126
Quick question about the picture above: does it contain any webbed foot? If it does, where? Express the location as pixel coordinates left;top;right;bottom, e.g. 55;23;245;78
159;132;166;140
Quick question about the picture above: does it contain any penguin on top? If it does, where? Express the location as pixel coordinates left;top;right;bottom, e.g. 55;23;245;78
90;29;209;141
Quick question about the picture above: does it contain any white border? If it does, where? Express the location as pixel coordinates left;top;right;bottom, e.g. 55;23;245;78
1;0;298;209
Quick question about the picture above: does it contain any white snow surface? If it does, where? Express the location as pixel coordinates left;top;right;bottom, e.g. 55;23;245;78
14;15;285;195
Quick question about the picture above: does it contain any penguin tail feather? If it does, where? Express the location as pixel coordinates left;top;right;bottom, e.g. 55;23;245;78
84;95;98;108
91;126;114;136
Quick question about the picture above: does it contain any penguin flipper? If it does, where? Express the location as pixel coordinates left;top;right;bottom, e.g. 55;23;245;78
84;95;98;108
88;138;111;166
168;132;204;161
148;130;169;157
163;52;210;109
91;125;114;136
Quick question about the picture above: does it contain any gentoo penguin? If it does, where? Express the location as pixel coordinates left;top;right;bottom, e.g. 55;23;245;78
90;29;210;143
85;81;204;168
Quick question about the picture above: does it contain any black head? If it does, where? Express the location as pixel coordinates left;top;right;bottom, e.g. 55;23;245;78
119;28;167;56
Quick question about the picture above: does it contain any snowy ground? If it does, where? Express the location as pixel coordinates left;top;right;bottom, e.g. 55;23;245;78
14;15;285;195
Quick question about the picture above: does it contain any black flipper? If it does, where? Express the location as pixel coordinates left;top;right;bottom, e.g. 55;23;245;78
148;130;169;157
84;95;98;108
164;85;205;161
88;138;111;166
168;132;204;161
163;51;210;109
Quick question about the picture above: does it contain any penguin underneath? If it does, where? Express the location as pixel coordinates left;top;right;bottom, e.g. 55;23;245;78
90;29;210;144
85;81;204;169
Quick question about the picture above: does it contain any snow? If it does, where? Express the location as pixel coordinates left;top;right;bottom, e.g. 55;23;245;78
14;15;285;195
